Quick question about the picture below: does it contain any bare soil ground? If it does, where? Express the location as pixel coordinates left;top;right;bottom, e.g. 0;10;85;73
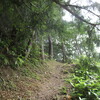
0;61;72;100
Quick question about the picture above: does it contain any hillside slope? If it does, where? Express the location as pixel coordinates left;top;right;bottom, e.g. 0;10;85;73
0;61;72;100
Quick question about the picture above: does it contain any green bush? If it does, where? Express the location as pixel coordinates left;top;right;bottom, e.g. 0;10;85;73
69;56;100;100
70;75;100;100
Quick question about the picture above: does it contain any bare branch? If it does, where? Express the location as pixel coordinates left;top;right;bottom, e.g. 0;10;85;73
66;4;100;18
52;0;100;26
96;26;100;31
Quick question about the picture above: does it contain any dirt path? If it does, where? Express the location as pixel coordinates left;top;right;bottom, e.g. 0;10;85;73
0;61;72;100
34;61;70;100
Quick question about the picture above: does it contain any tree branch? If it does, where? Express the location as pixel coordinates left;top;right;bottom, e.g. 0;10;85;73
52;0;100;26
66;4;100;18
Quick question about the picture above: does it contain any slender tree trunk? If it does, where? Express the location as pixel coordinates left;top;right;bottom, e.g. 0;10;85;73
87;26;94;57
48;35;53;59
75;37;82;55
62;41;66;62
25;31;35;58
41;36;45;60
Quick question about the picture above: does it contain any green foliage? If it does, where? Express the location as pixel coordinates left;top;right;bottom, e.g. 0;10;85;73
66;56;100;100
0;54;9;66
15;56;24;67
0;0;65;67
0;0;99;71
60;87;67;95
70;75;100;100
75;56;100;76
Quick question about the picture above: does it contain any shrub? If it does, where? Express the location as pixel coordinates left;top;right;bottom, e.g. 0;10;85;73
68;56;100;100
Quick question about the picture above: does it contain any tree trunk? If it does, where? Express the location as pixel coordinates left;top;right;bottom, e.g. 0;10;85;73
41;36;45;60
87;26;94;57
48;35;53;59
62;41;66;62
75;37;82;56
25;31;35;58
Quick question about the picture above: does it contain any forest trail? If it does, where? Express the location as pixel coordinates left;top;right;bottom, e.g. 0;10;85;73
0;61;72;100
34;61;71;100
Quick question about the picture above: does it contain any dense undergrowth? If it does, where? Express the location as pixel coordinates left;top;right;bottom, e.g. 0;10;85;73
65;56;100;100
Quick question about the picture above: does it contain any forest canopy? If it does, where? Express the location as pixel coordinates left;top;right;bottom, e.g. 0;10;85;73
0;0;100;67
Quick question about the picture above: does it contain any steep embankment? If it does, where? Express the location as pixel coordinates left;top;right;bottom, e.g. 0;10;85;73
0;61;72;100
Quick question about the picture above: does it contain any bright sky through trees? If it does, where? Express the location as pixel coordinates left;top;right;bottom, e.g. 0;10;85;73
62;0;100;53
63;0;100;22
